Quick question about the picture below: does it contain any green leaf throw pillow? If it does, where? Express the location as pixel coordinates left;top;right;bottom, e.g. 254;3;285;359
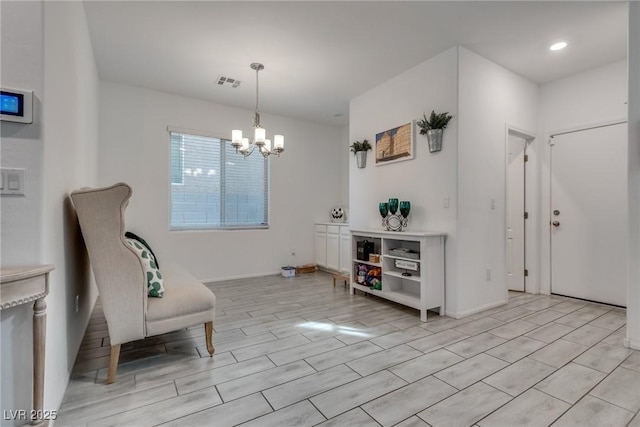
125;237;165;297
125;231;160;268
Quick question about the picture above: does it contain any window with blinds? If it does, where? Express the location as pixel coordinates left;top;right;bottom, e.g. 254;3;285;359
170;131;269;230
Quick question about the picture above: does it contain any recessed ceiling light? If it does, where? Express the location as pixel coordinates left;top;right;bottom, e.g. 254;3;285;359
550;42;567;51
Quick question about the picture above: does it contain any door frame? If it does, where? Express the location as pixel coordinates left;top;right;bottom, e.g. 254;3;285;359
504;125;536;298
540;118;627;296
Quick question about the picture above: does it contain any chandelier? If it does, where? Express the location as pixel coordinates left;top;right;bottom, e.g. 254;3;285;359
231;63;284;158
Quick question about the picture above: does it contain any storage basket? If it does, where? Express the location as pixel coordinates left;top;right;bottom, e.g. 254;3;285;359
296;264;317;274
389;248;420;259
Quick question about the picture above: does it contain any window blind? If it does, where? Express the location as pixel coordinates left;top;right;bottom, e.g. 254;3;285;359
170;131;269;229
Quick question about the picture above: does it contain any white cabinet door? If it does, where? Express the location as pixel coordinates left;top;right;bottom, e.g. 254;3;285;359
315;226;327;267
315;224;349;272
339;233;351;273
326;233;340;271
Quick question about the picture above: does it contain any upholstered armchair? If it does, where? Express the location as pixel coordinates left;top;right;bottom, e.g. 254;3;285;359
70;183;216;384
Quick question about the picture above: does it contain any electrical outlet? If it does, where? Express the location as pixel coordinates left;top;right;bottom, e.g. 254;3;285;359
485;269;492;281
75;295;79;313
491;197;496;210
443;197;450;208
291;248;296;256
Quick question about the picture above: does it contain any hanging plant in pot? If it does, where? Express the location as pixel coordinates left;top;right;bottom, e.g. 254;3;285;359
350;139;372;168
417;110;453;153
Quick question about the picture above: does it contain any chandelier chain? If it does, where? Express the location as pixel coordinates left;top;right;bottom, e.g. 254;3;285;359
255;66;260;116
231;62;284;158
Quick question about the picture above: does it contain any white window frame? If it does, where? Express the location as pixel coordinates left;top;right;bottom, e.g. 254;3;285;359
168;126;270;231
170;134;185;186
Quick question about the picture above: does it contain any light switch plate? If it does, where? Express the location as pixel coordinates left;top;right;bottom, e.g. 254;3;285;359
8;173;19;190
1;168;25;195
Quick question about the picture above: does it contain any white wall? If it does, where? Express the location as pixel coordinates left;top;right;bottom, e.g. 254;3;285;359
538;60;627;133
537;60;628;296
339;124;350;208
0;2;45;264
627;1;640;350
1;2;45;423
456;47;538;316
99;81;343;281
42;0;100;412
349;47;459;313
349;46;539;317
1;1;99;424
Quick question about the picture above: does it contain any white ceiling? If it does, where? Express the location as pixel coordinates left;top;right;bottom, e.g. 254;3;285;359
83;1;627;126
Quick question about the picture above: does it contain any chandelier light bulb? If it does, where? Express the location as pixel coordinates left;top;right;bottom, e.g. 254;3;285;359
232;130;243;144
274;135;284;149
255;127;266;144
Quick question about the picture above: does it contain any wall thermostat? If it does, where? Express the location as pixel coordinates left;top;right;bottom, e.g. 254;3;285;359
1;88;33;124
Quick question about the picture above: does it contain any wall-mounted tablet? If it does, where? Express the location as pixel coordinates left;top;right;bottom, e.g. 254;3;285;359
1;88;33;124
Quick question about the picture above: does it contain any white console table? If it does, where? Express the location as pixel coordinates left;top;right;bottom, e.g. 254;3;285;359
1;265;54;426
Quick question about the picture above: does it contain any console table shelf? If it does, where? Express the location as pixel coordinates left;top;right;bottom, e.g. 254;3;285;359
350;259;381;268
384;270;421;282
350;229;445;321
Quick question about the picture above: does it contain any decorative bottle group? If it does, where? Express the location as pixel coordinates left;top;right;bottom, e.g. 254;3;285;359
379;198;410;231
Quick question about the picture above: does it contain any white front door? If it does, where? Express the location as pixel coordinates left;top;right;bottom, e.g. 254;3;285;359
550;123;627;306
507;135;526;292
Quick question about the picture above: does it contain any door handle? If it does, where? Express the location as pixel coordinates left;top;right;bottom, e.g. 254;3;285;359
552;221;560;227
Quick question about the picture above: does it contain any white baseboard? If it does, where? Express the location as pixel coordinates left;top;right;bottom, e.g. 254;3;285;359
202;271;281;284
51;292;99;426
317;267;345;274
447;299;508;319
202;268;337;284
624;338;640;350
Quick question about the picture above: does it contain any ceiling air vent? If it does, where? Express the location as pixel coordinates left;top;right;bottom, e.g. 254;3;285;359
216;76;241;88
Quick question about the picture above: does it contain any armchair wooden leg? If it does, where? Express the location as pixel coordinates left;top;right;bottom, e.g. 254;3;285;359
204;321;215;357
106;344;121;384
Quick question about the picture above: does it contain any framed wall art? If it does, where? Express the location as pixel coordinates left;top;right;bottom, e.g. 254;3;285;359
375;121;415;165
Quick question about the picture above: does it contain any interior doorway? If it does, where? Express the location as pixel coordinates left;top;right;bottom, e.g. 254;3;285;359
507;134;526;291
549;122;627;306
506;128;535;293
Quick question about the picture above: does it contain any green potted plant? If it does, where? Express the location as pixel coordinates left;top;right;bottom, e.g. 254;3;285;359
417;110;453;153
350;139;372;168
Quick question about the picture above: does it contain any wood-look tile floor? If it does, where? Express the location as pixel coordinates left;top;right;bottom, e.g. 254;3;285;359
58;272;640;426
